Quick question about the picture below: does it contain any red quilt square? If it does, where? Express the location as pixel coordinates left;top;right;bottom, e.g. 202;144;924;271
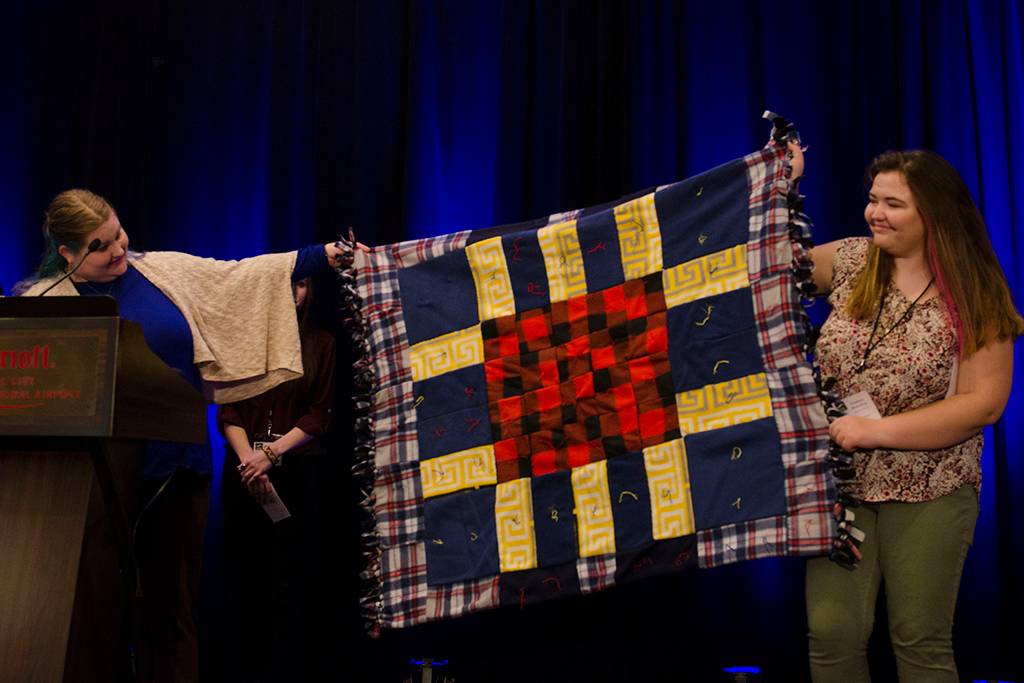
498;332;519;357
520;313;550;342
564;336;590;357
566;443;591;468
573;373;595;399
531;450;557;476
535;385;561;412
565;441;604;468
638;402;680;447
645;325;668;355
618;406;639;438
498;395;522;422
626;294;648;320
638;407;665;440
628;357;656;383
612;384;637;413
602;285;626;313
485;358;506;384
494;438;521;462
568;294;588;322
591;344;616;370
539;359;559;386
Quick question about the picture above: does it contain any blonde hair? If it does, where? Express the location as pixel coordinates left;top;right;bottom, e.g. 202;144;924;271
846;151;1024;356
37;189;115;278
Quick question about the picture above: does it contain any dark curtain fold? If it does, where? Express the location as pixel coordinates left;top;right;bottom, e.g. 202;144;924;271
3;1;1021;680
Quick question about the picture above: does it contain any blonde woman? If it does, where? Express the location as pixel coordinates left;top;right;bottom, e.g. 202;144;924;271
19;188;345;683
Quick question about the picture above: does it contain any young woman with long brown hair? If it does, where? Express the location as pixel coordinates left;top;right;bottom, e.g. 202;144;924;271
798;147;1022;681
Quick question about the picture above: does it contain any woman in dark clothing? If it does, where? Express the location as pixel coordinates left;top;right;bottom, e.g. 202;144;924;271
218;276;336;683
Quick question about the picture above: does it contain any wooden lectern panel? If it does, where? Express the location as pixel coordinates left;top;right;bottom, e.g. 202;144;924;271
0;448;94;682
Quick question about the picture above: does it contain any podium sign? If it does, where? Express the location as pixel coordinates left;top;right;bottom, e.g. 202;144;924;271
0;317;117;435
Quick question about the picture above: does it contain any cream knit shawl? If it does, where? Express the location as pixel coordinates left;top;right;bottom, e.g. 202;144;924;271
22;250;302;404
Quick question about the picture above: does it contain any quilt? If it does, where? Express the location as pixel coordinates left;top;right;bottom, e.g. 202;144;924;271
341;117;837;634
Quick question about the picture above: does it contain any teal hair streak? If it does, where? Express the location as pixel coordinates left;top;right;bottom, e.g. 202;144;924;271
37;234;79;279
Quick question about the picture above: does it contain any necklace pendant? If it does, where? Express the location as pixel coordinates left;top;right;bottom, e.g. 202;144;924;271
854;360;867;374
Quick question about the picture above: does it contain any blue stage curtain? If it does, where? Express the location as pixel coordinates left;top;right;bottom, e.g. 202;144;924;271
3;1;1021;680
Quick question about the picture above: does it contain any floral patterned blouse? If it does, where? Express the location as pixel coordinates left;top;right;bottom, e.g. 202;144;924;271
817;237;982;502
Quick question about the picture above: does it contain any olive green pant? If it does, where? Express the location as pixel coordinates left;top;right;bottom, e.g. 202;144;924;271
806;485;978;682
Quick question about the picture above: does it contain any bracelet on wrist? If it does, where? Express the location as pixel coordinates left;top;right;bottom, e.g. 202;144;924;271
260;443;281;466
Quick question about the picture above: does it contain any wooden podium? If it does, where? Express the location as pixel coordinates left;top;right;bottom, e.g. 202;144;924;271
0;297;206;682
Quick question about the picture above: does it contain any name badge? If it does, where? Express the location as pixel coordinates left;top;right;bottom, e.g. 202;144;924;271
842;391;882;420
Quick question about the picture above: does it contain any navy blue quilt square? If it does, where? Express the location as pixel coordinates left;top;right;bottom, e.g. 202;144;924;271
605;452;653;553
683;417;786;531
615;535;697;584
502;231;551;312
529;470;577;567
666;288;757;343
656;158;750;269
424;487;499;585
397;250;479;345
466;217;547;245
576;209;625;292
498;559;581;607
413;365;488;422
417;404;493;461
667;326;765;393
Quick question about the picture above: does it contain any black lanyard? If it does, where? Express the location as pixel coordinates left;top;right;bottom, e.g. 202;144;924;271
855;277;934;373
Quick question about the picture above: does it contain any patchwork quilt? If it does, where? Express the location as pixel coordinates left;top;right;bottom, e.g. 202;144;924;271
344;122;834;634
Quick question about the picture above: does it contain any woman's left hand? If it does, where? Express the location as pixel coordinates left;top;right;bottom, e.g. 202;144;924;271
829;415;882;451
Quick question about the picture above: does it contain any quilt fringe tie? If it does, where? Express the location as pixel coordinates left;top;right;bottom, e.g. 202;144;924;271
334;229;384;634
765;111;865;570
